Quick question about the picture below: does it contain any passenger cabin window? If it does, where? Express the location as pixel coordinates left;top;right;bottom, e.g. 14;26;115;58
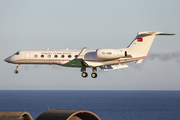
54;55;58;58
15;52;19;55
41;55;44;58
61;55;65;58
75;55;78;58
68;55;71;58
47;55;51;58
34;55;38;58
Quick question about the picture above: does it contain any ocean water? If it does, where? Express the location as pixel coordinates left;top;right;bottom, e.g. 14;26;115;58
0;90;180;120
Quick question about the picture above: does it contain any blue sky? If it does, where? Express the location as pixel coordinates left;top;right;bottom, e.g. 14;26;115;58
1;0;180;90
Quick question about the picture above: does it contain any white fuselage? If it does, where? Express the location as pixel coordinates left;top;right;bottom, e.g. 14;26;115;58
4;49;147;68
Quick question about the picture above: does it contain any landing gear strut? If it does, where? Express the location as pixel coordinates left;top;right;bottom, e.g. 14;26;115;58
14;64;20;74
81;66;88;78
91;67;97;78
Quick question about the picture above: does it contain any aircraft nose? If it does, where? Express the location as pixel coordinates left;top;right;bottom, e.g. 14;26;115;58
4;57;10;63
4;58;9;62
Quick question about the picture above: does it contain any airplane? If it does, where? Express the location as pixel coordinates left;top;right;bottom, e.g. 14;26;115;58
4;31;175;78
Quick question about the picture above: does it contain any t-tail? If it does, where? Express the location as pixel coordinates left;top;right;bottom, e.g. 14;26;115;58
126;31;175;63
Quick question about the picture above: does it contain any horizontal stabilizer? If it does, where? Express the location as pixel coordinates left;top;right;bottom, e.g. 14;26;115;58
157;33;175;35
100;64;128;71
137;32;175;37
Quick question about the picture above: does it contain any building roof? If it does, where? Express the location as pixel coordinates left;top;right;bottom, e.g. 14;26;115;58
0;112;33;120
36;110;101;120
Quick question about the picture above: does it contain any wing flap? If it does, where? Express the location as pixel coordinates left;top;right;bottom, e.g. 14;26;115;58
99;64;129;71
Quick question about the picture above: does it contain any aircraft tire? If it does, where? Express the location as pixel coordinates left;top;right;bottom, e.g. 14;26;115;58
91;73;97;78
14;70;18;74
82;72;88;78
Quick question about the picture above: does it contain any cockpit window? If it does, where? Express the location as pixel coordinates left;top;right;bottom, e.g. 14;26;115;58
15;52;19;55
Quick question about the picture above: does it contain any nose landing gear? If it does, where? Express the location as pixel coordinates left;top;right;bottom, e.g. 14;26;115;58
14;70;18;74
14;64;21;74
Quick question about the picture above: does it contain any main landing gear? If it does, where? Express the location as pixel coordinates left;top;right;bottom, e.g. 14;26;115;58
81;67;98;78
14;64;20;74
91;73;97;78
82;72;88;78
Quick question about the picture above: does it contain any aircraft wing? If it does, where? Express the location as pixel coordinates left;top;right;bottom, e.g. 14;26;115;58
64;47;89;67
99;64;129;71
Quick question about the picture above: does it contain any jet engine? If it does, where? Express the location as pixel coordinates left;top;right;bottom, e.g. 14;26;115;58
96;49;127;59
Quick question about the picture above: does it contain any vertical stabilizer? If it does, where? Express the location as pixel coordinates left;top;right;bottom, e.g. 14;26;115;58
127;31;174;57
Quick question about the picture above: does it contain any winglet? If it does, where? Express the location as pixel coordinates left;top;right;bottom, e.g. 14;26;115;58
135;59;143;64
76;47;86;59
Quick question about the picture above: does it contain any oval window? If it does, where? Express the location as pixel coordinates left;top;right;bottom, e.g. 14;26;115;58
61;55;65;58
41;55;44;58
47;55;51;58
68;55;71;58
54;55;58;58
75;55;78;58
34;54;38;58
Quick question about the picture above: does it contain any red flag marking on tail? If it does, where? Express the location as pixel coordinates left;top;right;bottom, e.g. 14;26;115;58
137;38;143;42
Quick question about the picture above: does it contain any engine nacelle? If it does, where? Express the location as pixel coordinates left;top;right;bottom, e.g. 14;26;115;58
96;49;127;59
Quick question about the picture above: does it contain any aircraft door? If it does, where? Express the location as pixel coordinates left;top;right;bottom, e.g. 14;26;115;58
25;52;31;62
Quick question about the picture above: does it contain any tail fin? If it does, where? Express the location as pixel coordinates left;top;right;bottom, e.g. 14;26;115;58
127;31;175;57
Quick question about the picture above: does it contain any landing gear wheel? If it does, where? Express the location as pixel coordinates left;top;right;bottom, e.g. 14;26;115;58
91;73;97;78
14;70;18;74
81;72;88;78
